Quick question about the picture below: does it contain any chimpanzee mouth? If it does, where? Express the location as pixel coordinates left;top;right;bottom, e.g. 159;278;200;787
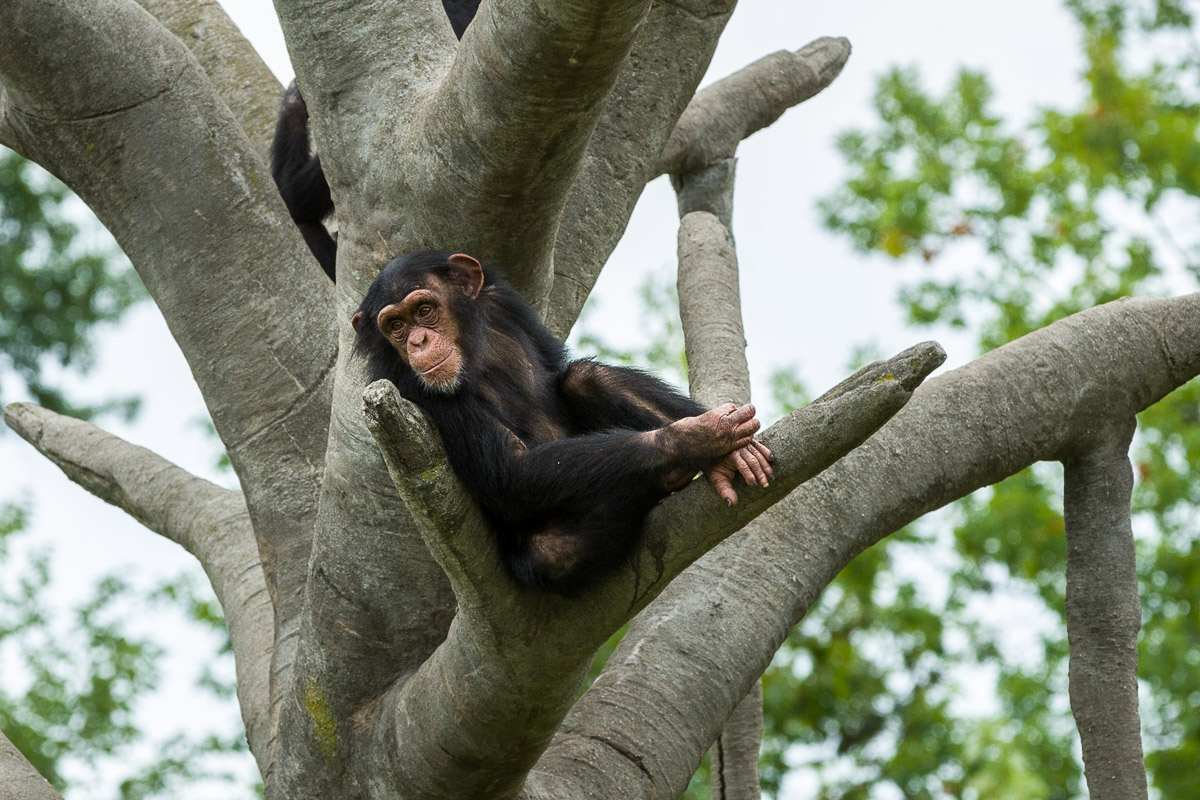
419;354;455;379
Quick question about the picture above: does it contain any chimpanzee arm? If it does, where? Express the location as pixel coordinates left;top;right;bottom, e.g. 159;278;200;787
435;400;759;517
270;82;336;280
557;359;706;433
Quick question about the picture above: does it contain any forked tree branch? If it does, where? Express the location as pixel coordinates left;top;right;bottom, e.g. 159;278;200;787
357;342;939;798
1062;420;1148;800
546;0;738;336
536;293;1200;798
133;0;282;159
0;2;336;733
0;734;63;800
656;38;851;177
547;35;851;337
2;402;275;773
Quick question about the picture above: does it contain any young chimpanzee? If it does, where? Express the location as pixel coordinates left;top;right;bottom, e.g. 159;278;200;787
352;250;774;592
271;0;483;281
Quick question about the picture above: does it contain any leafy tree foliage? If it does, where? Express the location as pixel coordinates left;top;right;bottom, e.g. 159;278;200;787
794;1;1200;797
0;149;143;419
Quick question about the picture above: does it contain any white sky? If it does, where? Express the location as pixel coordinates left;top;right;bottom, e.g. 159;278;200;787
0;1;1083;796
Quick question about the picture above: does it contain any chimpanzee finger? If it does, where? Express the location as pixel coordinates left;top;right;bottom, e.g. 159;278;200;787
724;403;757;424
750;441;774;476
733;417;761;440
740;447;769;487
732;450;756;486
707;469;738;506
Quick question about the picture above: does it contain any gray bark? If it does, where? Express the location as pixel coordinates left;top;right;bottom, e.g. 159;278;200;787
1063;420;1149;800
0;735;64;800
1;2;1196;798
2;403;274;773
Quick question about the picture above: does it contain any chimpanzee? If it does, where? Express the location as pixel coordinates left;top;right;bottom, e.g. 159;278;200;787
271;0;483;281
352;250;774;592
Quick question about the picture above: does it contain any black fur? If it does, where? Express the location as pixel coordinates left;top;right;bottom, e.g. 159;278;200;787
354;251;707;592
271;0;484;280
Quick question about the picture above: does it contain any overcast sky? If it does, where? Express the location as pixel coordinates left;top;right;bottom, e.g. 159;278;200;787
1;2;1084;796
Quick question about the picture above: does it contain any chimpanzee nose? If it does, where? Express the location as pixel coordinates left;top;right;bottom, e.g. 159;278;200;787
410;328;429;348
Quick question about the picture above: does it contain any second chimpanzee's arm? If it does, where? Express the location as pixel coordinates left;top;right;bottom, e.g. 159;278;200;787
270;82;336;280
558;359;773;502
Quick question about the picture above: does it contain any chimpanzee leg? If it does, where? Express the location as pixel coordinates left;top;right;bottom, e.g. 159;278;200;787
558;359;705;432
270;82;336;280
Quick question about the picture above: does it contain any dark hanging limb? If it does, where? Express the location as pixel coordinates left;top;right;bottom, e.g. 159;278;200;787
1062;418;1148;800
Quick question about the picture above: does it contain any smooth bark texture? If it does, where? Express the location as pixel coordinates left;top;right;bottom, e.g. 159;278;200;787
134;0;282;158
710;683;765;800
0;3;335;763
2;402;274;772
0;734;64;800
531;294;1200;798
360;342;940;799
3;2;1197;797
548;35;850;337
1063;421;1148;800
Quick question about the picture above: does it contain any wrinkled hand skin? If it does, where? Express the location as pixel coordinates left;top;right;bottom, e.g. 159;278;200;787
661;404;774;505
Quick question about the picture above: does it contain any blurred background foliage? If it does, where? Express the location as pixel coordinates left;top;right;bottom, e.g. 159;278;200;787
3;0;1200;797
585;1;1200;797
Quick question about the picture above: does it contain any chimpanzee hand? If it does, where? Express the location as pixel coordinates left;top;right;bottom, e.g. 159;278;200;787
663;403;761;461
704;440;774;506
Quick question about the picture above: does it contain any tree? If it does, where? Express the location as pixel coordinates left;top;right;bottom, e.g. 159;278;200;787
0;2;1195;800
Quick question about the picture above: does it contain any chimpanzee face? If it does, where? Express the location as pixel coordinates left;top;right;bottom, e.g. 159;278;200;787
352;253;485;394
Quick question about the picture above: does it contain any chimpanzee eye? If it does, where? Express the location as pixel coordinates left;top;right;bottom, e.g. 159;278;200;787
389;320;405;334
417;304;435;321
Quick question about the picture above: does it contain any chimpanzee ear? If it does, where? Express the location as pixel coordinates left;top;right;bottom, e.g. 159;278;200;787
447;253;484;300
351;311;364;333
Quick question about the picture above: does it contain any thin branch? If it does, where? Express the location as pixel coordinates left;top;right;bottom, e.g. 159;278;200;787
710;683;764;800
0;1;336;725
3;404;275;762
678;210;749;409
533;293;1200;798
677;204;758;798
545;0;738;336
2;402;275;774
356;342;938;799
1062;420;1148;800
0;734;63;800
656;38;851;177
133;0;282;159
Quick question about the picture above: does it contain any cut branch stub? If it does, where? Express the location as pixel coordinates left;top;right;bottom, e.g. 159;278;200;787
361;380;504;609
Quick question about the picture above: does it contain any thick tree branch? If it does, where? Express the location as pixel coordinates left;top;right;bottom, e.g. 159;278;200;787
414;0;652;306
547;35;850;336
1062;420;1148;800
546;0;738;336
0;0;336;742
2;402;274;773
356;342;939;799
535;293;1200;798
134;0;282;159
0;734;63;800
